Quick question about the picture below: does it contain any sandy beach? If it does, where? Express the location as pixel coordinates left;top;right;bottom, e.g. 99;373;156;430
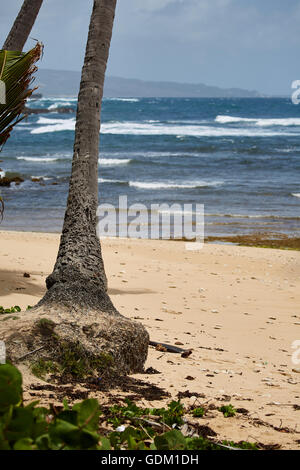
0;230;300;449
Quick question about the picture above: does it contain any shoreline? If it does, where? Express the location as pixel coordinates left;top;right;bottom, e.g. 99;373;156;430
1;228;300;251
0;230;299;448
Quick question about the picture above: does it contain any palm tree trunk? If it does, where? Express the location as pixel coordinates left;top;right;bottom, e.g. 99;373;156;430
3;0;43;51
26;0;149;374
43;0;116;311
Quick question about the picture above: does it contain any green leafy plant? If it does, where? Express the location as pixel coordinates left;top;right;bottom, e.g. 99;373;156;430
192;407;205;418
31;360;60;380
150;400;185;426
55;341;114;379
0;305;21;314
0;364;260;450
219;405;236;418
108;399;185;429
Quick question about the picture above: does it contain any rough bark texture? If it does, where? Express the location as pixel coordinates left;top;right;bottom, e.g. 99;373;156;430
43;0;116;310
6;0;149;375
3;0;43;51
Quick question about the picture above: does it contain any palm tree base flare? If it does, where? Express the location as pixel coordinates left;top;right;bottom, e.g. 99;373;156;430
1;297;149;376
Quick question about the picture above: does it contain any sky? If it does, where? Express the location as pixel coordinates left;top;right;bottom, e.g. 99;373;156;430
1;0;300;95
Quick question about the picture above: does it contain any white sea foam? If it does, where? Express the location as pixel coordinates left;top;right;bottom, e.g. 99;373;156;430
37;97;78;102
31;116;298;137
292;193;300;198
100;122;294;137
31;118;75;134
98;178;126;184
0;170;5;178
105;98;140;102
128;180;223;190
31;176;52;181
97;179;222;189
99;158;131;166
17;157;60;162
216;115;300;127
48;102;72;110
37;117;74;125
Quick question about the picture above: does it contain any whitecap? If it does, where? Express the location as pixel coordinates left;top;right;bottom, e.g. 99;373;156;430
216;115;300;127
31;118;75;134
128;180;223;190
48;102;72;110
99;158;131;166
17;157;60;162
98;178;127;184
105;98;139;102
31;118;297;137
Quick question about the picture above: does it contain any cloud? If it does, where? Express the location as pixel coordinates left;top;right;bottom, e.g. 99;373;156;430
1;0;300;94
132;0;177;12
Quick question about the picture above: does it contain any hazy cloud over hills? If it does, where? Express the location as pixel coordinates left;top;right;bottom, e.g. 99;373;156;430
1;0;299;95
36;69;261;98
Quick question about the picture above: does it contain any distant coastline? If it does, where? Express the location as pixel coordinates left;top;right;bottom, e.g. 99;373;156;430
36;68;263;99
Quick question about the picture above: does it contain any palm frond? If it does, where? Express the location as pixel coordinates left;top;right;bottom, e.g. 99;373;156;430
0;43;42;149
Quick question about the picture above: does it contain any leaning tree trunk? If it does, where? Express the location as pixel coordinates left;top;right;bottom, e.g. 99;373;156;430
3;0;43;51
0;0;149;376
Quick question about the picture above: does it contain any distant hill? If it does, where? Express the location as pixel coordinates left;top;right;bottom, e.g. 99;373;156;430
35;68;262;98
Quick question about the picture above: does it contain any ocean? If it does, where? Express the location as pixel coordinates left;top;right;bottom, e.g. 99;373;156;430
0;97;299;238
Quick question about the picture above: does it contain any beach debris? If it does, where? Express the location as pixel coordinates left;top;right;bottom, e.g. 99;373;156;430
116;425;126;433
177;390;206;399
181;350;193;358
23;272;30;278
150;340;192;356
145;367;161;375
16;345;45;362
236;408;249;415
287;378;298;385
217;394;231;402
185;376;195;381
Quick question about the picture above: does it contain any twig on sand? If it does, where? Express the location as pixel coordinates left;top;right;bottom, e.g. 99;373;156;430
16;346;45;362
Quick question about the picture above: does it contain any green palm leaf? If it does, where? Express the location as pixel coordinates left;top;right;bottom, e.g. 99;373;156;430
0;43;42;149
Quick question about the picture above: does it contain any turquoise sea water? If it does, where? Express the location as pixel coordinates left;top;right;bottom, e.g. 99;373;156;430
0;97;299;237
